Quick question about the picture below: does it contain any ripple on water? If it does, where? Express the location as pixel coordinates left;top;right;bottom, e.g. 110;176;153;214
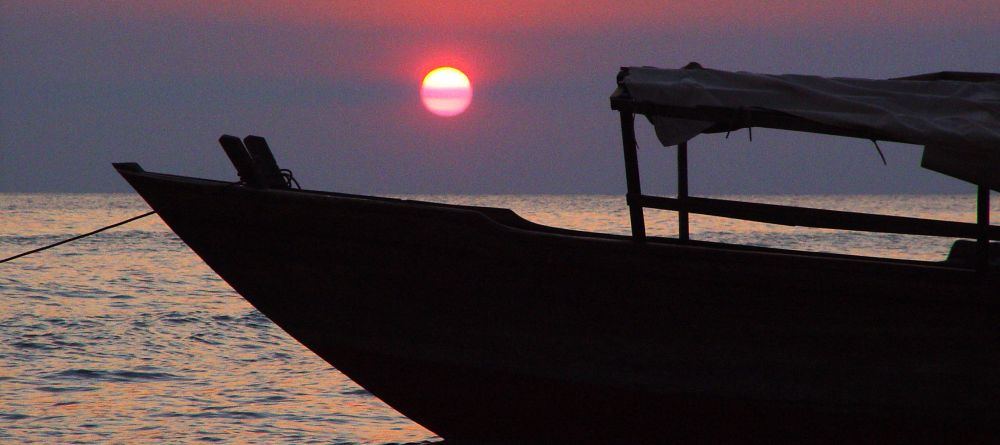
154;408;272;420
189;333;224;345
11;341;59;351
48;368;184;383
160;311;203;324
239;310;273;329
35;386;99;393
43;317;101;329
341;388;372;397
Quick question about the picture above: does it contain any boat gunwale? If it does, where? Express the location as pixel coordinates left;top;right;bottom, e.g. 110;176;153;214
115;164;994;275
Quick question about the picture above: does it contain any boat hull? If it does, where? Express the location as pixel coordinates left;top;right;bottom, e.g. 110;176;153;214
116;165;1000;443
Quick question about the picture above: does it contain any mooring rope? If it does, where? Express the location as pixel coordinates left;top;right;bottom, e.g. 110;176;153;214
0;211;157;264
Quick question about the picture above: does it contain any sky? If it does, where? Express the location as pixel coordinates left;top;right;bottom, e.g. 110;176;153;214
2;1;999;195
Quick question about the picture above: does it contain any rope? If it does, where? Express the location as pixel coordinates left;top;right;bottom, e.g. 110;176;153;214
871;139;888;165
280;169;301;189
0;211;156;264
1;169;297;264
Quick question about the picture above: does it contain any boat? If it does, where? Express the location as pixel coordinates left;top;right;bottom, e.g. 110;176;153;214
116;65;999;443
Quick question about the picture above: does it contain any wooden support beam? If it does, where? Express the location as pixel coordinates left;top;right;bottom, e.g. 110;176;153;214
630;194;1000;240
677;142;689;241
978;185;991;270
619;111;646;241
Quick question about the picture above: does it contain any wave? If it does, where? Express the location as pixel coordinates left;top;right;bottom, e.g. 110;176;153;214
48;368;184;383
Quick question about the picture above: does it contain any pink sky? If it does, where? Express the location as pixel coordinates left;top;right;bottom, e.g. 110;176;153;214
10;1;998;83
35;1;999;30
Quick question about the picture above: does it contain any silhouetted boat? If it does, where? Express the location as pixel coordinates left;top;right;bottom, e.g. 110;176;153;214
116;66;999;443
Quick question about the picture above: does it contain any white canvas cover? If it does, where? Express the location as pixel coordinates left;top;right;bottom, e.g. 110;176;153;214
620;66;1000;188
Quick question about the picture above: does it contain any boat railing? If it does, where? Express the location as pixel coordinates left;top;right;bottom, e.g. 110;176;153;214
629;194;1000;241
611;97;996;271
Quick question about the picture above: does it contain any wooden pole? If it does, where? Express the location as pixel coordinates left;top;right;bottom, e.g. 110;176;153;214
678;141;690;241
978;184;990;271
619;111;646;241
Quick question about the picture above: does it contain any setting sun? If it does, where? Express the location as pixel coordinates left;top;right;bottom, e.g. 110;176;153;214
420;67;472;117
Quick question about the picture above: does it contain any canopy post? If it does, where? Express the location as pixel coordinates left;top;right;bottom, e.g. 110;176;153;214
620;110;646;241
678;141;690;241
977;185;990;271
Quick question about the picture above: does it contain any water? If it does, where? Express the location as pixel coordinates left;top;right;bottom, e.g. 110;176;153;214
0;193;993;443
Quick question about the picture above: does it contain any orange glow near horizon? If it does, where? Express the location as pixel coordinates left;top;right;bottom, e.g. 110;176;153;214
420;67;472;117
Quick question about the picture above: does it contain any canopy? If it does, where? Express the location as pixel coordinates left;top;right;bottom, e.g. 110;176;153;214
612;65;1000;189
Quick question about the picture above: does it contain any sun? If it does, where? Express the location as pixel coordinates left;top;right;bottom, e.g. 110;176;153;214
420;67;472;117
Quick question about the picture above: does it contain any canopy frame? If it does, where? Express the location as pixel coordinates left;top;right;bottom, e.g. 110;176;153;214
611;68;996;271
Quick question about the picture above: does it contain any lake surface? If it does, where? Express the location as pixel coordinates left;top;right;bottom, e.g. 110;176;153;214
0;193;994;443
